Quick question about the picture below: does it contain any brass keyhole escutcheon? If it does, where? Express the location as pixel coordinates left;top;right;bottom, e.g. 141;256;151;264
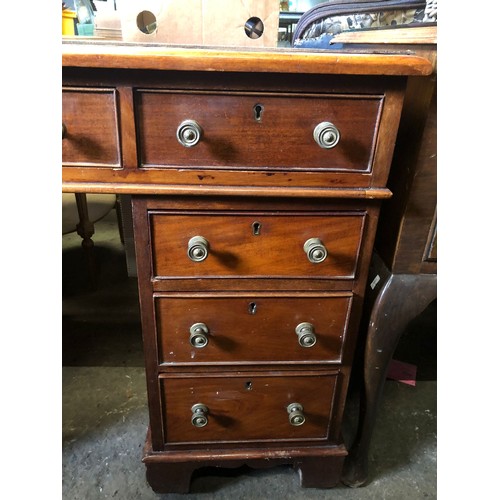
252;221;262;235
253;104;264;122
248;302;257;315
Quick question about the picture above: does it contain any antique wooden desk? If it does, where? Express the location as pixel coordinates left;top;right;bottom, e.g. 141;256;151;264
62;41;433;493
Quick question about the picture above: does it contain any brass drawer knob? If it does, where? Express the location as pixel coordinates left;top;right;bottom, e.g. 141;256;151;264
190;323;209;348
187;236;209;262
177;119;203;147
295;322;317;348
191;403;209;427
303;237;328;263
287;403;306;426
313;121;340;149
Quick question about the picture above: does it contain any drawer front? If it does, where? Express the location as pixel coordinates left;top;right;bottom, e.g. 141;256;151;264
155;293;352;365
150;211;365;279
62;87;121;167
160;371;338;444
136;90;383;172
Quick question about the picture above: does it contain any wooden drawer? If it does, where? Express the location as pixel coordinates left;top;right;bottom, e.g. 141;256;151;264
155;292;352;365
160;371;338;444
62;87;121;167
149;210;366;280
136;90;383;172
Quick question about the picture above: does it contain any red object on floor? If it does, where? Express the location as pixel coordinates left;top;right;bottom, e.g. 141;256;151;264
387;359;417;386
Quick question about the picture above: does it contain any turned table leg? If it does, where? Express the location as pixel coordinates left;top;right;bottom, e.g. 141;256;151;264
342;259;436;487
74;193;98;288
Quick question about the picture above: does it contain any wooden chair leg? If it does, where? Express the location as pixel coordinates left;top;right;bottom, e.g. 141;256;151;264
74;193;98;288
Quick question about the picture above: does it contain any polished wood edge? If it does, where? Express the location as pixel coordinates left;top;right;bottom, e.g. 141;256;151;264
61;43;433;76
158;368;342;379
61;183;392;199
153;291;354;298
142;439;348;463
143;446;348;463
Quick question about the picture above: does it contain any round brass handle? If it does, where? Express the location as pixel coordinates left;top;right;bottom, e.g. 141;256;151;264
287;403;306;426
177;119;203;147
295;322;317;348
313;121;340;149
190;323;209;348
303;238;328;263
191;403;209;427
187;236;209;262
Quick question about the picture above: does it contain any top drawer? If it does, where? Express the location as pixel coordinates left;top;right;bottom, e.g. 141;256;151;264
62;87;121;167
135;90;383;172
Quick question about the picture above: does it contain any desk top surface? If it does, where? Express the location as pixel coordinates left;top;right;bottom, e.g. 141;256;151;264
62;40;433;76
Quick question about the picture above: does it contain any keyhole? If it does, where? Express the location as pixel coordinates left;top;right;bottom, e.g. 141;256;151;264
252;221;261;235
245;381;253;390
248;302;257;314
253;104;264;122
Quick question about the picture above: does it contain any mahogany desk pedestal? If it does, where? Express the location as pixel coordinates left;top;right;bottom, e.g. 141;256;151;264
62;41;433;494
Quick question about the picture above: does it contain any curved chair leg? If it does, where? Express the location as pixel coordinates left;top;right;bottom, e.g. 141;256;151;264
342;265;436;487
74;193;98;288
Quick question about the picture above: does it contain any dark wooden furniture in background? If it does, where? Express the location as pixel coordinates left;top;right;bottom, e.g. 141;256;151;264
62;42;433;494
342;57;437;487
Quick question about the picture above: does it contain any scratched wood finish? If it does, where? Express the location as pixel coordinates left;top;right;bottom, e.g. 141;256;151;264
154;293;353;365
61;41;433;76
159;371;338;444
62;88;120;167
149;211;365;280
136;91;383;171
142;434;347;493
64;182;392;199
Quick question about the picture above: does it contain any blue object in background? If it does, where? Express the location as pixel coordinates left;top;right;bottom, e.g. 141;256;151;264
293;32;344;50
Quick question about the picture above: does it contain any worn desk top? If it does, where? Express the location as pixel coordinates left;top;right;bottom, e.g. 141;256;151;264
62;40;433;76
62;40;434;197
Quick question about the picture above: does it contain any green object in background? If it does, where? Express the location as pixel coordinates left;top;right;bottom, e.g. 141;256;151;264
77;23;94;36
65;0;95;36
